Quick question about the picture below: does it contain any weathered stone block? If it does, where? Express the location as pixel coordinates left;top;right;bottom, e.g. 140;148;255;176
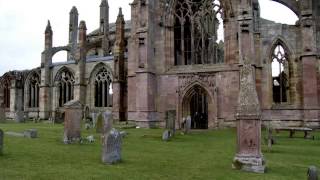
23;129;38;138
102;128;122;164
63;100;83;144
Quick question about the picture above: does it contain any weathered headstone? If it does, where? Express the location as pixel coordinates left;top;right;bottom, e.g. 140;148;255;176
0;104;6;123
103;112;113;134
0;129;3;155
308;166;318;180
23;129;38;138
63;100;83;144
92;113;97;128
162;130;171;141
184;116;191;133
102;128;122;164
96;113;103;133
165;110;176;135
15;110;24;123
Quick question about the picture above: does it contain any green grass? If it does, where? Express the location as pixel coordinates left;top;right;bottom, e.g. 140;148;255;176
0;121;319;180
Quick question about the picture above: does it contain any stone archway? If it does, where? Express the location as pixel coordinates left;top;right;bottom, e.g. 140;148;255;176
177;74;218;129
182;85;209;129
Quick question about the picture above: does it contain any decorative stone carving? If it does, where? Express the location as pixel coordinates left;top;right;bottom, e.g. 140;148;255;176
177;74;215;96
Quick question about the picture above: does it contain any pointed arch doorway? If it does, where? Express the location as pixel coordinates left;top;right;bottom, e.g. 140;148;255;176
182;85;210;129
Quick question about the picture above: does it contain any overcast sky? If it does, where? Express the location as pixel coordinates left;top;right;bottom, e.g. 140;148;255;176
0;0;298;76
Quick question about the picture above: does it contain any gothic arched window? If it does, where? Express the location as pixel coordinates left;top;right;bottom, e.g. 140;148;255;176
3;79;10;108
27;73;40;108
56;70;75;107
94;67;112;107
173;0;223;65
271;43;289;103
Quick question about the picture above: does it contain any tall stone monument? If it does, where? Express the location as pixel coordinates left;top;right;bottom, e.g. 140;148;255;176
232;58;265;173
63;100;83;144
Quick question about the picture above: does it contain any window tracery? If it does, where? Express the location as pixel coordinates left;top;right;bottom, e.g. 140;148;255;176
56;70;75;107
27;73;40;108
94;67;112;107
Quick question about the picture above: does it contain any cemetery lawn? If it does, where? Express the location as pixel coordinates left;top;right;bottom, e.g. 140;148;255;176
0;122;319;180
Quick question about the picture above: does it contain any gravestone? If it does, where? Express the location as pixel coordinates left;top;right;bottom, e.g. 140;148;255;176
23;129;38;138
102;128;122;164
96;113;103;133
0;129;3;155
0;104;6;123
308;166;318;180
162;130;171;141
63;100;83;144
184;116;191;133
103;112;113;134
15;110;24;123
165;110;176;135
92;113;98;128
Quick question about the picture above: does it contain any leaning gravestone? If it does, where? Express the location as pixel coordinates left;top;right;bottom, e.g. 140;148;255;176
184;115;191;133
308;166;318;180
102;128;122;164
103;112;113;134
63;100;83;144
15;110;25;123
0;104;6;123
0;129;3;155
96;113;103;133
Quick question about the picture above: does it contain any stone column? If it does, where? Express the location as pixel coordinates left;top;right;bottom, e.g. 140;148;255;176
129;0;157;128
68;6;78;61
63;100;83;144
74;21;87;105
100;0;109;56
113;8;127;122
39;21;53;119
232;0;265;173
300;1;319;126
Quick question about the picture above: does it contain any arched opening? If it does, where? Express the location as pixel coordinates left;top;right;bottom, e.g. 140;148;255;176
55;68;75;107
52;51;68;63
94;67;112;107
3;79;10;108
271;42;290;104
173;0;224;65
259;0;299;25
26;72;40;108
182;85;210;129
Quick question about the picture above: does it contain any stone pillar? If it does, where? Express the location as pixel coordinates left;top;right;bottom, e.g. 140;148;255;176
100;0;109;56
113;8;127;122
300;1;319;126
63;100;83;144
39;21;53;120
129;0;157;127
74;21;87;105
232;0;265;173
68;6;78;60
